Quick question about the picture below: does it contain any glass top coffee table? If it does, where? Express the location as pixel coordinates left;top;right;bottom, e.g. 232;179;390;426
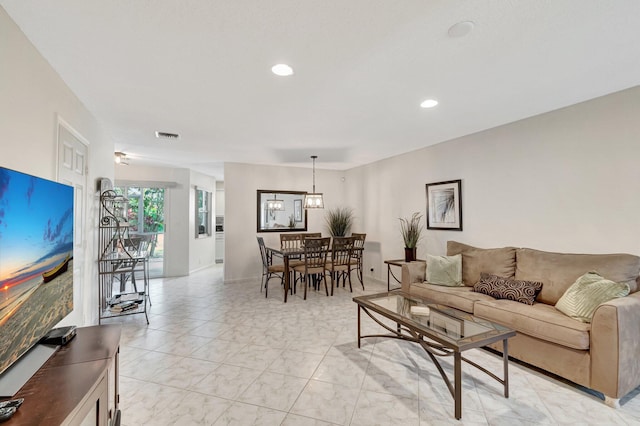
353;291;516;420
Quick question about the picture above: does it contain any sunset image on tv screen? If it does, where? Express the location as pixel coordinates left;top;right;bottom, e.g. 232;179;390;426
0;167;74;376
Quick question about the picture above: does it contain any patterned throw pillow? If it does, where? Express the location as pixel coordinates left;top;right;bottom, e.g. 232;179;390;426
426;254;463;287
555;271;630;323
473;273;543;305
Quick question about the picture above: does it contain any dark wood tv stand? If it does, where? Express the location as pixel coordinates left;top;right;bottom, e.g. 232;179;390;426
5;324;121;426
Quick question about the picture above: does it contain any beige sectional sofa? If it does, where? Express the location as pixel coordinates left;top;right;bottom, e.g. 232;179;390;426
401;241;640;407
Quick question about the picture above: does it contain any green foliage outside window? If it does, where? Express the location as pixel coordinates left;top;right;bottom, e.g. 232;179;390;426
115;186;165;233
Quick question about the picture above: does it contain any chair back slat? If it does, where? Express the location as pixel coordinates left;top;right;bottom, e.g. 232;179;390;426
280;233;303;250
331;236;354;266
351;233;366;249
303;237;330;268
302;232;321;239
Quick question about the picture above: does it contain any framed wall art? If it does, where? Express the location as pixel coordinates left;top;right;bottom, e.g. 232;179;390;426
425;179;462;231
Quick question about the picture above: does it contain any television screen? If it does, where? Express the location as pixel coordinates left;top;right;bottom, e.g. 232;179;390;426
0;167;74;376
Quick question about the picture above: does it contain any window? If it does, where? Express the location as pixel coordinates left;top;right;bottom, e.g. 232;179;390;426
196;187;212;237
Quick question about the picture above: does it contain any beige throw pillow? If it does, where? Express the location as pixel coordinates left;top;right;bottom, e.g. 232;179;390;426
555;271;630;323
426;254;463;287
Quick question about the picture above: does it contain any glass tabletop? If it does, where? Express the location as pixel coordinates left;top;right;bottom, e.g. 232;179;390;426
355;291;513;345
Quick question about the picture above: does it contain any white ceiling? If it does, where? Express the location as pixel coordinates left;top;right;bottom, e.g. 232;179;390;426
3;1;640;178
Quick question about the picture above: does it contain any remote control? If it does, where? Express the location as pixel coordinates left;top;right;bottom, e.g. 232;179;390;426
0;406;16;422
0;398;23;409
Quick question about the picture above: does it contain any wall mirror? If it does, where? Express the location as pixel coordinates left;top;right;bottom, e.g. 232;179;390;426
257;190;308;232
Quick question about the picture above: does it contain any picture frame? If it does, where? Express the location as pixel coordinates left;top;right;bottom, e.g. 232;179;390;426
430;308;464;338
294;199;303;222
425;179;462;231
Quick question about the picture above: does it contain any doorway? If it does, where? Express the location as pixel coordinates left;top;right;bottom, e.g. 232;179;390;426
115;185;165;278
57;118;89;323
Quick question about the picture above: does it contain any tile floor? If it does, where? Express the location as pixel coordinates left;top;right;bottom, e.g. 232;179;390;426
108;265;640;425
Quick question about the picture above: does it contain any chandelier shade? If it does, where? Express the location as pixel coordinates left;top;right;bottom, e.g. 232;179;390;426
303;193;324;209
267;194;285;211
303;155;324;209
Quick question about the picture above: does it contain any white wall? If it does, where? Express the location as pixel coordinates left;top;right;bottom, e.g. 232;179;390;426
1;7;114;325
114;165;192;277
223;87;640;284
224;162;350;282
189;170;217;272
348;86;640;280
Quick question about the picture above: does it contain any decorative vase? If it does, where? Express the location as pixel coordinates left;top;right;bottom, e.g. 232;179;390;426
404;247;416;262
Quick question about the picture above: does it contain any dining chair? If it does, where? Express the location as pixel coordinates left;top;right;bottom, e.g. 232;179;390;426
350;233;366;290
279;233;306;293
257;236;285;298
128;234;154;305
327;236;355;295
293;237;331;300
280;233;303;250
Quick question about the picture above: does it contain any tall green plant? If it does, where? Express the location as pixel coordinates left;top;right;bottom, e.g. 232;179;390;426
399;212;423;248
325;207;354;237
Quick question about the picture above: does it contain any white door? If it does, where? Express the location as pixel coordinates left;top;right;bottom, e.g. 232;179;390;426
57;119;89;325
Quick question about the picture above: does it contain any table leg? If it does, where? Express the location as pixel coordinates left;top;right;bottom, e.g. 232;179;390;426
454;351;462;420
357;305;361;348
283;256;290;303
503;338;509;398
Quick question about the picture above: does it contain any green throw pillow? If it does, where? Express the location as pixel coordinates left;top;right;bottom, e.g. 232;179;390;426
555;271;630;323
426;254;463;287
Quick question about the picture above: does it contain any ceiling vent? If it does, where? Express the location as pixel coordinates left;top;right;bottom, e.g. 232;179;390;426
155;131;180;140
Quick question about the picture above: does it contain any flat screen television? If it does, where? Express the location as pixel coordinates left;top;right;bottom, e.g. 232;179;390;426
0;166;74;376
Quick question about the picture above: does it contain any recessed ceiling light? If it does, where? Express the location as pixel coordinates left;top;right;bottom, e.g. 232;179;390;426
448;21;475;38
420;99;439;109
271;63;294;76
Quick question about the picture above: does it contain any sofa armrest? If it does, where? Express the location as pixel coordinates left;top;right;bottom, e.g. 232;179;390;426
590;291;640;400
401;262;426;293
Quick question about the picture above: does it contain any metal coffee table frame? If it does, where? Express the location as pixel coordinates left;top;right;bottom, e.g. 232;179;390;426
354;291;516;420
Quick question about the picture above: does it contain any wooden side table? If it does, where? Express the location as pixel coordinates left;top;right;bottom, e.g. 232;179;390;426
384;259;426;291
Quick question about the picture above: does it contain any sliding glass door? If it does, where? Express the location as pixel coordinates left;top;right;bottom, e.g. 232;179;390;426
115;186;165;278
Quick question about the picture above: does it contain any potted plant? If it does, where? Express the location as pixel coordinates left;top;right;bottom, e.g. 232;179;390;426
288;214;296;228
325;207;354;237
399;212;423;262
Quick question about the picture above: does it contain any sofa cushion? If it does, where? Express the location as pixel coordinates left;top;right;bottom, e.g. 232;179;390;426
410;282;495;313
474;273;543;305
447;241;516;287
515;248;640;305
426;254;463;287
555;271;630;323
474;299;591;350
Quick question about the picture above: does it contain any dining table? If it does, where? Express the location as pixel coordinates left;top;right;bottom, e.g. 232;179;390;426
266;243;364;303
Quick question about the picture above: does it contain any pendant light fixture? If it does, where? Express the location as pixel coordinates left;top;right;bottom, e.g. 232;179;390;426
303;155;324;209
267;193;285;211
